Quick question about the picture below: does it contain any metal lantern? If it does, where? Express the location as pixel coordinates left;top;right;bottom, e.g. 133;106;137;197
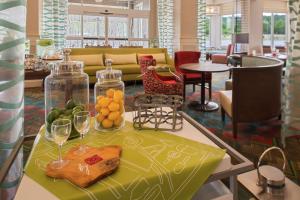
133;94;183;131
257;146;286;197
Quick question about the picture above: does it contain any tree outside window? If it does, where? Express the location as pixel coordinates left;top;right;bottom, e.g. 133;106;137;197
262;13;286;47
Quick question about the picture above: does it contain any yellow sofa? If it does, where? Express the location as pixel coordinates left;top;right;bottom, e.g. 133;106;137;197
69;48;175;83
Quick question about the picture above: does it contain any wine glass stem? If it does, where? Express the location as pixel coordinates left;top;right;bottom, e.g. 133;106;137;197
80;133;84;150
58;144;63;163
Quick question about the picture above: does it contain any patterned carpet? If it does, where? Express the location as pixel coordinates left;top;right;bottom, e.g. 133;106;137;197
24;72;300;184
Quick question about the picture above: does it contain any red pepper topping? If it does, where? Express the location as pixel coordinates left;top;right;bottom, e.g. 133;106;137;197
84;154;103;165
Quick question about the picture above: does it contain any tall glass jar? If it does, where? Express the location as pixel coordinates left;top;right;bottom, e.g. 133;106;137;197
94;60;125;131
44;49;89;140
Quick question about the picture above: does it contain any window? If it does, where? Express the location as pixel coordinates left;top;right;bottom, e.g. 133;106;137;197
67;15;81;36
263;13;272;46
66;4;149;48
66;40;82;48
204;17;210;48
263;13;287;47
108;17;128;38
131;18;149;39
273;13;286;46
234;14;241;34
83;16;97;37
221;15;233;46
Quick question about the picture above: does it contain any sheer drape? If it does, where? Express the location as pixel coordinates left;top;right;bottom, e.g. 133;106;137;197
282;0;300;143
157;0;174;56
42;0;68;50
0;0;25;199
197;0;206;61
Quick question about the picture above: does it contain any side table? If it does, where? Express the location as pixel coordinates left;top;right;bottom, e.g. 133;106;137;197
25;70;50;88
238;169;300;200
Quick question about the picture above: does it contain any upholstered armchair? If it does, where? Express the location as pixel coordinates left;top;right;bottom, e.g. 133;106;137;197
212;44;234;64
262;45;272;54
174;51;212;99
219;56;283;138
139;56;184;96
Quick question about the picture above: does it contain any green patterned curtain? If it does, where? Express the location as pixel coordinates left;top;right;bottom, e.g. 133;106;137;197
42;0;68;50
0;0;26;199
282;0;300;142
157;0;174;56
197;0;207;61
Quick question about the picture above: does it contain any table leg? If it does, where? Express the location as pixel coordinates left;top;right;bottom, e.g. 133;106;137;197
188;72;219;112
200;72;206;105
230;175;238;200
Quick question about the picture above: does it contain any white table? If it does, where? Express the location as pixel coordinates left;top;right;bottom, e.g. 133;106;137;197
15;111;253;200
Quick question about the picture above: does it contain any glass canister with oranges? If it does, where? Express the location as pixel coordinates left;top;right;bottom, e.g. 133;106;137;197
94;61;125;131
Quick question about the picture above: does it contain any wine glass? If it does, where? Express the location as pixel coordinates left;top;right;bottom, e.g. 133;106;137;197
50;119;72;169
73;111;90;154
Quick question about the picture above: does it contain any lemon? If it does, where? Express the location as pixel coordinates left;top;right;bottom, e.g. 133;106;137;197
96;114;105;122
98;97;111;108
108;111;120;121
100;108;110;116
113;90;124;103
96;95;104;102
117;100;124;113
95;104;101;112
108;102;120;112
114;116;123;127
106;89;115;98
102;119;113;129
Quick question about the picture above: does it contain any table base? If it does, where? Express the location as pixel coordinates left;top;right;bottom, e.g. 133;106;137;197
188;101;219;112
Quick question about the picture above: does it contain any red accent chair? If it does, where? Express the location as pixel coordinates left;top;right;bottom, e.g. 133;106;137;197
174;51;212;99
212;44;234;64
139;56;183;96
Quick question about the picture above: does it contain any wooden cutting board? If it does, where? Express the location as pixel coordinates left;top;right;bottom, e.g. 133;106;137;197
46;145;122;188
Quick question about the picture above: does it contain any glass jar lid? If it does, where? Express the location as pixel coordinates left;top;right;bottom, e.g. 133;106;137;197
96;68;122;80
49;49;83;74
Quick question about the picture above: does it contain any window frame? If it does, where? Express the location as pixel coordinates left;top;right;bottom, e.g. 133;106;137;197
262;12;288;48
66;3;150;48
220;14;242;48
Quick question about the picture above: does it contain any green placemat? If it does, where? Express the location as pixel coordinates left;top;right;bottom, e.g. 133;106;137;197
25;120;225;200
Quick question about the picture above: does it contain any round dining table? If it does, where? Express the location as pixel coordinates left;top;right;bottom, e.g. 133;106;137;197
264;53;287;66
180;62;230;112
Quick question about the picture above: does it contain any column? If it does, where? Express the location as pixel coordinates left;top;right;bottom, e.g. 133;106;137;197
26;0;41;54
248;0;263;54
149;0;157;40
173;0;199;51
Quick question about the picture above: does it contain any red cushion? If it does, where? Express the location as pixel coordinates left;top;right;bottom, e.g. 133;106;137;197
185;73;201;79
174;51;201;73
163;80;177;84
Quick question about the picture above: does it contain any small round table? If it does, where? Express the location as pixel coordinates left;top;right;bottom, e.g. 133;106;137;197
264;53;287;67
180;62;230;112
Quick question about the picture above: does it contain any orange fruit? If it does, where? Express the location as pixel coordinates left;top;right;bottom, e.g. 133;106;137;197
113;90;124;103
102;119;113;129
108;102;120;112
96;95;104;102
95;104;101;112
119;100;124;113
98;97;111;108
106;89;115;98
108;111;120;121
114;116;123;127
100;108;110;116
96;114;105;122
